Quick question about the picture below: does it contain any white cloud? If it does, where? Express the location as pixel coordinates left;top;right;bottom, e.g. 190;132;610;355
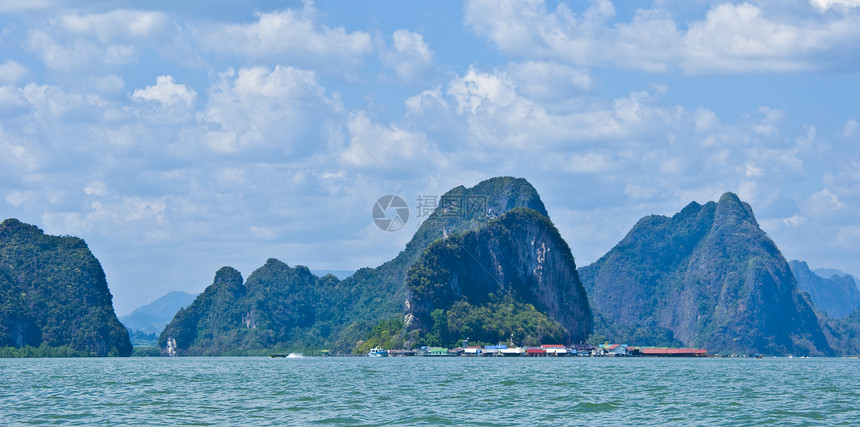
505;61;593;97
0;85;29;115
564;152;616;174
447;67;518;115
132;75;196;108
683;3;815;73
93;75;125;94
249;225;276;240
338;111;445;174
0;126;38;172
783;214;807;226
464;0;860;74
807;188;844;215
5;190;34;207
843;119;859;138
43;196;169;236
0;61;27;84
754;106;784;135
201;5;372;66
811;0;860;12
380;29;433;81
83;180;108;196
27;10;171;71
190;66;337;156
59;10;170;42
745;162;764;178
694;108;719;132
405;86;449;115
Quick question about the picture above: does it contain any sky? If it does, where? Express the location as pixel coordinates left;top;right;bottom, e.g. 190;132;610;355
1;0;859;315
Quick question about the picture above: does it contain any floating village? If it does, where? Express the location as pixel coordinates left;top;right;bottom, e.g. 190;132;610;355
364;343;710;358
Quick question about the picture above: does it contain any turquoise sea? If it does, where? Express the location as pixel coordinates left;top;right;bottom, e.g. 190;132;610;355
1;356;858;425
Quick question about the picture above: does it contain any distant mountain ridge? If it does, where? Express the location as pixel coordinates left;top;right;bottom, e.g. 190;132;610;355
580;193;832;356
120;291;197;335
789;260;860;318
0;219;131;356
813;268;857;282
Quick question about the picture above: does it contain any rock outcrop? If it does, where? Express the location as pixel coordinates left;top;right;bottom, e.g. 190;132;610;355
580;193;832;356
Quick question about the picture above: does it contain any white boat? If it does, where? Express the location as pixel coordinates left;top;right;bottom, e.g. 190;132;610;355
368;347;389;357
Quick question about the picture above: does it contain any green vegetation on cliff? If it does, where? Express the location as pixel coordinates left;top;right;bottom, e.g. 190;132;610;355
0;219;131;357
159;261;338;355
159;177;593;355
404;207;592;347
579;193;832;356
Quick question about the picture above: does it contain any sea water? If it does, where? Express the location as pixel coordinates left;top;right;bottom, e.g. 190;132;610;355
1;356;858;425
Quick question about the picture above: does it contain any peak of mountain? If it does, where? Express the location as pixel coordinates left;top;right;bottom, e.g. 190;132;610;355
714;191;758;229
790;260;860;318
0;218;131;356
323;176;554;351
579;195;832;356
404;208;592;347
159;260;330;355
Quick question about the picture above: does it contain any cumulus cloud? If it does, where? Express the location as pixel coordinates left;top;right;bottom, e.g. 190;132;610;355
27;10;171;71
0;61;27;84
464;0;860;74
42;196;169;239
338;111;445;174
83;180;108;196
811;0;860;12
59;10;170;42
200;4;372;67
5;190;35;207
807;188;844;215
132;75;197;108
191;66;337;156
0;85;29;115
380;29;433;81
505;61;593;98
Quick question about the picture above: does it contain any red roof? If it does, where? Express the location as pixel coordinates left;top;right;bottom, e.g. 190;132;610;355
541;344;565;348
639;348;707;355
526;348;547;354
606;344;620;350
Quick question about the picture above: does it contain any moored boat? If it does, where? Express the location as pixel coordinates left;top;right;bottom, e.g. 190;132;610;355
368;347;389;357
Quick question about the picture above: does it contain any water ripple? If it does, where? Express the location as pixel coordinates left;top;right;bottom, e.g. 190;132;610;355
1;357;858;425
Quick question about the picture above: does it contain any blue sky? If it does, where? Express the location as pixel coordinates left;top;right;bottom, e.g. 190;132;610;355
2;0;859;314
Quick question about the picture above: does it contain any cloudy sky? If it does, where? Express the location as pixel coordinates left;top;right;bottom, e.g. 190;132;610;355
2;0;859;314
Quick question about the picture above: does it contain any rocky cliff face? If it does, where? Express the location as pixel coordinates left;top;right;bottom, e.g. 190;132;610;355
580;193;832;356
159;177;588;354
789;260;860;318
326;176;556;351
0;218;131;356
158;260;333;355
405;208;592;346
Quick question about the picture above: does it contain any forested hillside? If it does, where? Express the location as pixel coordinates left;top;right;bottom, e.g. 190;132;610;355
0;219;131;356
